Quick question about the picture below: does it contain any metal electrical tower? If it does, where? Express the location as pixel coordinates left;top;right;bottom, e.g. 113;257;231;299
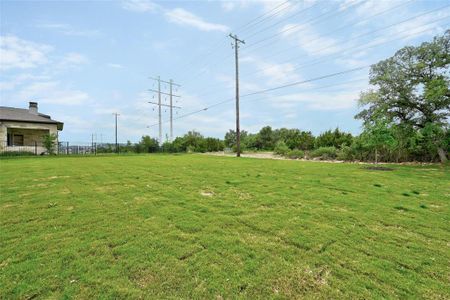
148;77;181;143
229;33;245;157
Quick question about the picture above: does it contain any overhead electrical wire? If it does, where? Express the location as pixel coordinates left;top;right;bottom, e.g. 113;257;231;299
239;5;450;79
236;0;295;34
178;0;369;86
176;0;300;84
147;20;449;129
241;0;415;62
178;0;367;88
147;65;370;128
183;13;449;101
242;0;367;51
144;2;450;134
241;17;450;82
241;1;322;40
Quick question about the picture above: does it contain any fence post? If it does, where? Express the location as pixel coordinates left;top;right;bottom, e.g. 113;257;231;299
34;141;37;155
67;142;69;155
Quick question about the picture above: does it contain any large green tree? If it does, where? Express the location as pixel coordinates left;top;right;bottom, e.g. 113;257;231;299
356;30;450;162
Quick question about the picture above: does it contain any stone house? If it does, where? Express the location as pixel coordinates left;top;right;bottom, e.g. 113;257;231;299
0;102;63;154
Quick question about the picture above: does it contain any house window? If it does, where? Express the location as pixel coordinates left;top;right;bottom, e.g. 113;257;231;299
7;133;12;146
13;135;24;146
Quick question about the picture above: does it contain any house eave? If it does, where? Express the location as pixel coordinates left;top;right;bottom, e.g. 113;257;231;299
0;119;64;131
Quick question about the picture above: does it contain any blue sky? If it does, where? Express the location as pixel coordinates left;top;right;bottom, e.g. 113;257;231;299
1;0;449;143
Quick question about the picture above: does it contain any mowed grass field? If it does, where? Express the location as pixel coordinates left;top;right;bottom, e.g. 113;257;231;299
0;155;449;299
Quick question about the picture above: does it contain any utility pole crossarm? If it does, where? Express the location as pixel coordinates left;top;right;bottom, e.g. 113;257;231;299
148;77;181;87
148;101;181;109
147;89;181;97
229;33;245;45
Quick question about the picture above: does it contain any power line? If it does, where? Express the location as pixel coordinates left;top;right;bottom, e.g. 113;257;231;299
147;65;370;128
242;1;322;40
185;17;448;102
178;0;363;88
236;0;293;34
239;7;450;79
243;0;366;51
258;3;449;57
242;0;415;62
175;1;298;85
241;17;450;81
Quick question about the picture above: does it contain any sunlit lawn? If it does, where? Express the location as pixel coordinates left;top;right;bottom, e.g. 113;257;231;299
0;154;449;298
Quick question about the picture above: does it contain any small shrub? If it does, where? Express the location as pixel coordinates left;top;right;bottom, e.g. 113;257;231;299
231;145;244;154
311;147;337;160
337;145;354;161
286;149;304;159
274;141;289;156
186;145;195;153
42;134;57;154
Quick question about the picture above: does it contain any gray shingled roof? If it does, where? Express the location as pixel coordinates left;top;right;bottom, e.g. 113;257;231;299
0;106;64;130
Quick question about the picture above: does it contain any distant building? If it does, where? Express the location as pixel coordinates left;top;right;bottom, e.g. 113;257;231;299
0;102;63;154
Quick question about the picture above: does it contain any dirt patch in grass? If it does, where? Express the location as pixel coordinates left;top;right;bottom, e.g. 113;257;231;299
200;191;214;197
273;266;331;297
363;166;394;171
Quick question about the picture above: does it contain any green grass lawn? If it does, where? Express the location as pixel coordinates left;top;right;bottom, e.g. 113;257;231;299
0;155;449;299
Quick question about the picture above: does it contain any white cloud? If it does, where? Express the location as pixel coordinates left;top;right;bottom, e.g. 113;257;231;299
36;23;100;37
17;81;89;105
220;0;251;12
121;0;159;12
0;74;51;91
106;63;123;69
352;0;405;18
0;35;52;70
388;9;450;41
165;8;229;32
57;53;89;70
270;90;359;110
215;73;262;93
280;23;342;56
242;56;302;85
220;0;299;16
262;78;370;111
221;2;236;12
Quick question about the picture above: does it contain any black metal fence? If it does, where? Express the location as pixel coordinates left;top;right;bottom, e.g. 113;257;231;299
0;141;45;156
0;141;127;156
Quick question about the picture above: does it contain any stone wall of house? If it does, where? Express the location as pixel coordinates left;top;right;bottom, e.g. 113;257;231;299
0;123;6;145
0;121;59;149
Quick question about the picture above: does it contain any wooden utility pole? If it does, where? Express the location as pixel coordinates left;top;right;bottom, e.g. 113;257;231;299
113;113;120;153
148;77;181;143
229;34;245;157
